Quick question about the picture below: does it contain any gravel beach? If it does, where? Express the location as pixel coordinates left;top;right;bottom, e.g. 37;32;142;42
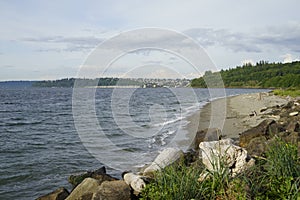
186;92;289;142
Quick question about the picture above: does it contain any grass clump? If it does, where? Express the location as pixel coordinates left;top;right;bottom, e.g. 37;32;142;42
140;139;300;199
140;162;203;200
247;138;300;199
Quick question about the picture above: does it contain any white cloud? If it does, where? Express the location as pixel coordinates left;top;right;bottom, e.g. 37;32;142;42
1;1;300;80
282;53;300;63
241;59;255;66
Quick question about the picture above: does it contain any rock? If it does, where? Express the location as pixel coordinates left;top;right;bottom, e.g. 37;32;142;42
143;148;184;175
68;167;116;188
123;172;146;194
245;136;267;156
283;131;300;144
198;139;254;181
239;119;275;147
289;111;299;116
286;121;300;132
260;107;268;113
192;128;220;150
93;180;131;200
36;187;69;200
283;101;294;109
66;178;100;200
183;149;198;165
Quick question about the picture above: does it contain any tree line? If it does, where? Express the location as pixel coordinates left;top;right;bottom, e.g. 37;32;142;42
32;78;142;88
191;61;300;88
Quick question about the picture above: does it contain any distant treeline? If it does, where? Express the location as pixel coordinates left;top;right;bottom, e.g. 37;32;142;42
32;78;142;88
191;61;300;88
0;81;34;88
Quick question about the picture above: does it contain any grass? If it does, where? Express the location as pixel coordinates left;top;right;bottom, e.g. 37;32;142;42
273;88;300;97
140;162;203;200
140;138;300;200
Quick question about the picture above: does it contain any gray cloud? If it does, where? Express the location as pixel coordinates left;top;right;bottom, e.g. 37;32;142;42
20;24;300;55
255;24;300;52
183;28;261;52
184;24;300;53
2;65;15;68
22;35;104;52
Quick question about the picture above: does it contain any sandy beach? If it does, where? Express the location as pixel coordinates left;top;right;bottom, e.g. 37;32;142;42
186;92;289;142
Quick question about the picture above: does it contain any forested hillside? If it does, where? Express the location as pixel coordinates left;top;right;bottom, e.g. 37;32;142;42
191;61;300;88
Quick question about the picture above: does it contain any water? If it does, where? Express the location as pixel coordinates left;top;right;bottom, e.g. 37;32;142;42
0;87;267;199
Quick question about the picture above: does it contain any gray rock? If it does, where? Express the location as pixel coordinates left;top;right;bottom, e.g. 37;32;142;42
239;119;275;147
93;180;131;200
283;131;300;144
36;187;69;200
68;167;116;188
246;136;267;156
66;178;100;200
283;101;294;109
286;121;300;132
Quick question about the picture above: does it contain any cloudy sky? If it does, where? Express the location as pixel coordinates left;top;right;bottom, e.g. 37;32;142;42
1;0;300;80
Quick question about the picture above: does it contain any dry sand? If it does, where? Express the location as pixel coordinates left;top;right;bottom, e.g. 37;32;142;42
186;92;288;142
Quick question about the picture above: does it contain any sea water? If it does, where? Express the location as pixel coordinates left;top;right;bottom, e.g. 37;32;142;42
0;87;267;199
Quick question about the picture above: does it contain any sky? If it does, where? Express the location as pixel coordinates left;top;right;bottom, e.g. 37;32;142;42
1;0;300;80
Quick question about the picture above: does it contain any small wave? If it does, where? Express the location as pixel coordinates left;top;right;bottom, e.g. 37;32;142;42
152;117;183;127
5;121;43;126
148;129;176;147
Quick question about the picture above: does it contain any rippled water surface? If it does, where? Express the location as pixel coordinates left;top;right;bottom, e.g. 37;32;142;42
0;88;266;199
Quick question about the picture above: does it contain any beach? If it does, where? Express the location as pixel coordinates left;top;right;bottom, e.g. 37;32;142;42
187;92;289;142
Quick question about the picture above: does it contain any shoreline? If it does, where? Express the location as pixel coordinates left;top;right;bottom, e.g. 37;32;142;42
38;91;297;199
185;92;289;143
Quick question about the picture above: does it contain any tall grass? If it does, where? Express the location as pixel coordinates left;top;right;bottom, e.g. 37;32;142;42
140;162;203;200
140;139;300;199
247;138;300;199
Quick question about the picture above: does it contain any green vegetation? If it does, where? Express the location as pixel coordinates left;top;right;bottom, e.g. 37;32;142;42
32;77;142;88
273;88;300;97
140;162;203;200
191;61;300;88
140;139;300;199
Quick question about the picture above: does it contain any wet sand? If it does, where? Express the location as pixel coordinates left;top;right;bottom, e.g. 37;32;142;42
186;92;288;142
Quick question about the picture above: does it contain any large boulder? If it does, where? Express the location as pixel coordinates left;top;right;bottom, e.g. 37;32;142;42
93;180;131;200
198;139;254;181
66;178;100;200
239;119;276;147
36;187;69;200
68;167;116;188
143;148;184;176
